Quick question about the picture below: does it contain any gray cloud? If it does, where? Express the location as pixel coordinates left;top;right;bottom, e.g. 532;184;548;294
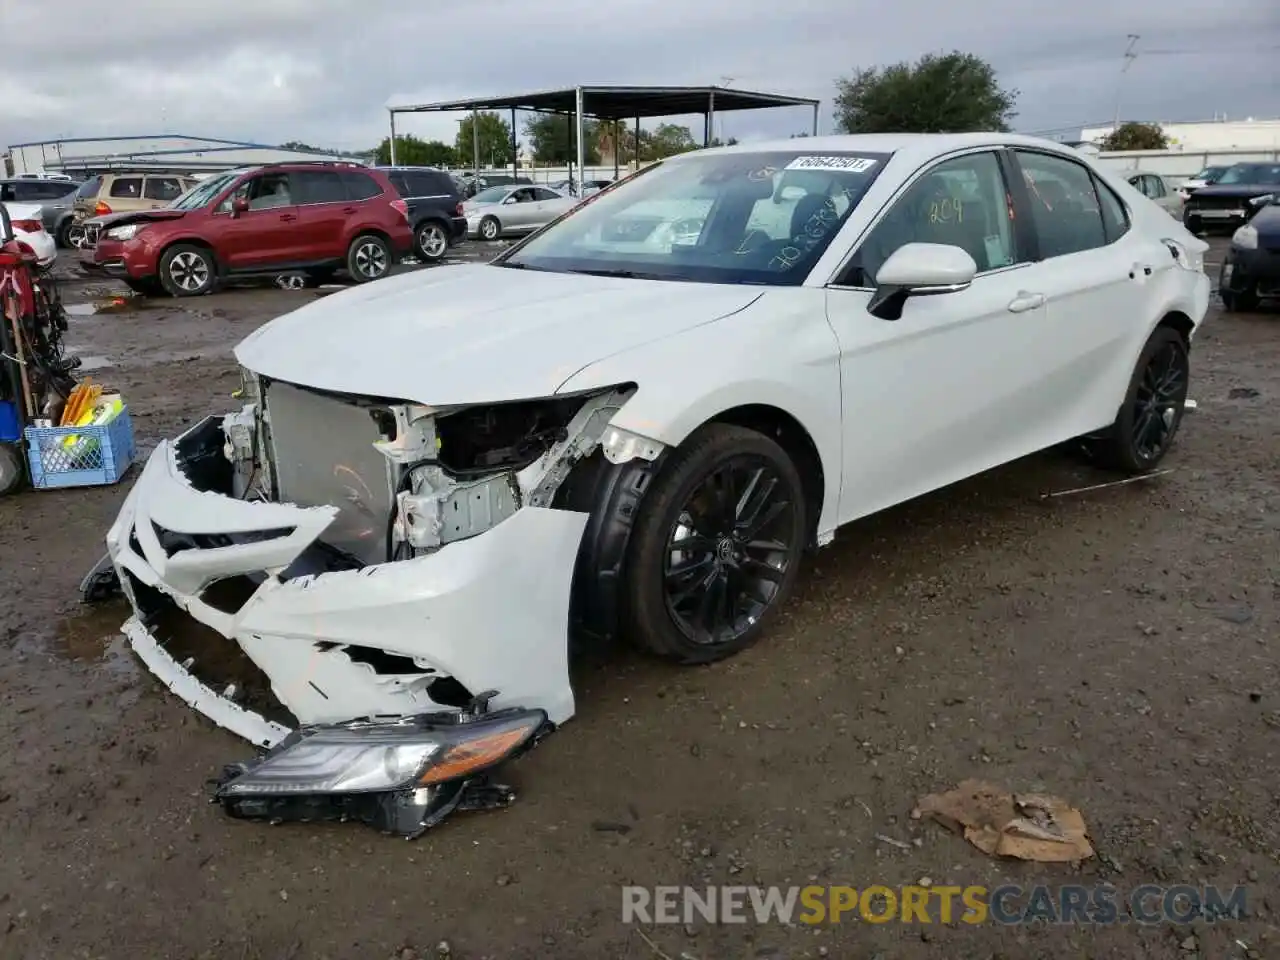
3;0;1277;152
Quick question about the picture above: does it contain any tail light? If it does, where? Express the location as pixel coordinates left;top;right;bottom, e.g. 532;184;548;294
10;219;41;233
94;200;112;216
455;202;465;216
15;241;35;257
390;199;409;221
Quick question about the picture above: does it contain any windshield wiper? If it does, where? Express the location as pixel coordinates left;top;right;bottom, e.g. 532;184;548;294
561;268;666;280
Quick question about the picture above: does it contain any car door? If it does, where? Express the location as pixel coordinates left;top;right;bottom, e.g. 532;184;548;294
211;172;301;269
502;187;539;230
290;170;350;261
531;187;571;226
823;148;1054;524
1008;148;1161;438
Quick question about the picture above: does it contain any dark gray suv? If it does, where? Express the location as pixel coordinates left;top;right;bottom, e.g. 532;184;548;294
375;167;467;263
0;178;82;247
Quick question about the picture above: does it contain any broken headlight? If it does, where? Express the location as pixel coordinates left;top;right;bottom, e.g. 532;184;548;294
214;707;550;837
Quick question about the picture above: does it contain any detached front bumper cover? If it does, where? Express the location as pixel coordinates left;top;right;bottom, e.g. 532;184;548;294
213;699;551;838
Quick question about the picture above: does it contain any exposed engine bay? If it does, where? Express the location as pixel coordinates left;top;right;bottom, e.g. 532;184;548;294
92;365;667;837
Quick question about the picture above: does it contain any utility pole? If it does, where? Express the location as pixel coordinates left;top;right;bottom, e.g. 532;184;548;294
717;76;734;144
1112;34;1140;134
472;107;481;177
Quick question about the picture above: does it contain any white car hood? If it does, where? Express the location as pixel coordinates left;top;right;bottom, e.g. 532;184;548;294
235;264;762;405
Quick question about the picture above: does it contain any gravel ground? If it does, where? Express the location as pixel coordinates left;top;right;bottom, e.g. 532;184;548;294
0;239;1276;960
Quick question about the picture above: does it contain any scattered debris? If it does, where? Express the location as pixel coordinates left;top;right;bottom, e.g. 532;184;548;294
912;780;1094;862
1042;469;1174;500
874;833;913;851
1228;387;1259;400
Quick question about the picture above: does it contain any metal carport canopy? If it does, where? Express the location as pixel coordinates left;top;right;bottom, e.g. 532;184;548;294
386;84;821;180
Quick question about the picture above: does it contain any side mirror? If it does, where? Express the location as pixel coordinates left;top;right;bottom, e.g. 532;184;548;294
231;197;250;217
502;195;518;205
867;242;976;321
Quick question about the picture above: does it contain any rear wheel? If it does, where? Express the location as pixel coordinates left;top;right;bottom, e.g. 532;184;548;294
0;443;24;496
56;219;75;249
415;221;450;262
622;424;807;664
1088;327;1190;474
1219;263;1259;312
158;244;216;297
346;234;391;282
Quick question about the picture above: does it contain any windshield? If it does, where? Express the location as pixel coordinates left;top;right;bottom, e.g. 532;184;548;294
498;150;890;285
171;171;244;210
471;186;512;204
1195;166;1226;182
1217;164;1280;186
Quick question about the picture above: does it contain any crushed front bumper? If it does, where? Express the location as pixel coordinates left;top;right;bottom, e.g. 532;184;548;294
106;435;587;750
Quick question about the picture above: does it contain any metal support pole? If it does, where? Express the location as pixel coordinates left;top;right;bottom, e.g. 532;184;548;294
812;102;819;136
707;90;716;147
472;108;481;178
612;121;620;179
511;107;518;180
634;115;640;171
575;87;586;192
565;112;574;187
388;110;398;165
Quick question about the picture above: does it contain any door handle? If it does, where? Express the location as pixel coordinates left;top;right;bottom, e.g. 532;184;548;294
1128;263;1154;279
342;206;357;214
1007;291;1046;313
279;214;297;222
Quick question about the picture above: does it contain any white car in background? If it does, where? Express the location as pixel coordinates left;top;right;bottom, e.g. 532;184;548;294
2;203;57;268
463;184;578;240
99;133;1209;838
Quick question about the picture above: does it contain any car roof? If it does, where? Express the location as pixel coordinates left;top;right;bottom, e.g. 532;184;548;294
679;132;1092;167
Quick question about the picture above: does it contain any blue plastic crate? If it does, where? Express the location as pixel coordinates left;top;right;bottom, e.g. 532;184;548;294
25;407;136;489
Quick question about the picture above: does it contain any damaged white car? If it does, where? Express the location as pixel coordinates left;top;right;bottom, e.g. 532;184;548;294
88;133;1210;836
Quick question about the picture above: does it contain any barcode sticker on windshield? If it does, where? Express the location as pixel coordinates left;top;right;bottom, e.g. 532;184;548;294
785;156;878;173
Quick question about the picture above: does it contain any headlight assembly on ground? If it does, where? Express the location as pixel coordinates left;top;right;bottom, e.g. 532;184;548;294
213;706;550;837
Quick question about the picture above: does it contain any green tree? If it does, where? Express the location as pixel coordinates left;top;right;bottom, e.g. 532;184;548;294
522;114;600;164
833;51;1018;134
707;137;740;147
649;123;697;158
455;112;516;169
372;135;456;167
1100;122;1168;151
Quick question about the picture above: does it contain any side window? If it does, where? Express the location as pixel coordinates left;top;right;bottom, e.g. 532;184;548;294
10;182;42;201
292;171;346;205
845;151;1018;287
247;172;293;209
1014;150;1107;258
340;172;382;200
1150;177;1167;198
1094;175;1130;243
512;188;535;203
143;177;183;201
108;177;142;199
388;172;412;196
533;187;561;201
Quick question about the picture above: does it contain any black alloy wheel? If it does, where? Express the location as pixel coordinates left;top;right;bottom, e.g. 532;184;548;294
1088;327;1190;474
624;424;807;663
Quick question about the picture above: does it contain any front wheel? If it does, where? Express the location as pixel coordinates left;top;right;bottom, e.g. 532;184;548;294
1090;327;1190;474
66;223;87;249
478;217;501;241
158;244;216;298
623;424;807;664
415;221;450;262
347;234;391;283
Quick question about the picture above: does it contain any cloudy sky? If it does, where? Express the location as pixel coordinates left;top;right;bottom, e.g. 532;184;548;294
3;0;1278;153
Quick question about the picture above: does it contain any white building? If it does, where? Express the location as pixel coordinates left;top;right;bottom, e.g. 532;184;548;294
5;135;368;177
1081;118;1280;151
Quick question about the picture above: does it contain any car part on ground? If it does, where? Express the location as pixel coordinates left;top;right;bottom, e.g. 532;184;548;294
93;133;1212;835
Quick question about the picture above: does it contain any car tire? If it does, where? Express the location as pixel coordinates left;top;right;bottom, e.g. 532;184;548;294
622;423;808;665
0;443;24;496
346;234;391;283
158;244;217;298
1219;265;1259;312
1089;326;1190;475
1183;215;1202;236
415;221;450;263
55;219;75;249
66;222;87;249
478;217;501;241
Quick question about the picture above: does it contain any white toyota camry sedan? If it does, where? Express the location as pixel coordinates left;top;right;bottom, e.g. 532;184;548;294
98;133;1210;834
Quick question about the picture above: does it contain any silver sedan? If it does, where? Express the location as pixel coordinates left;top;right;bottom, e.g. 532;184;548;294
463;185;578;240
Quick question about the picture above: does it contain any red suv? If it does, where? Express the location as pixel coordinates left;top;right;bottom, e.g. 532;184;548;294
80;162;414;297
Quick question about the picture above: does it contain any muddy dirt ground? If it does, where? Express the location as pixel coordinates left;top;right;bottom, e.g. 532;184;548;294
0;240;1276;960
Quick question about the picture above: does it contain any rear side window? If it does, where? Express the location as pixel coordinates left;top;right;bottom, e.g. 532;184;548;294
409;172;456;197
533;187;562;201
292;171;347;204
1013;151;1107;258
108;177;142;199
340;172;382;200
143;177;184;201
75;176;102;200
1095;175;1130;243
